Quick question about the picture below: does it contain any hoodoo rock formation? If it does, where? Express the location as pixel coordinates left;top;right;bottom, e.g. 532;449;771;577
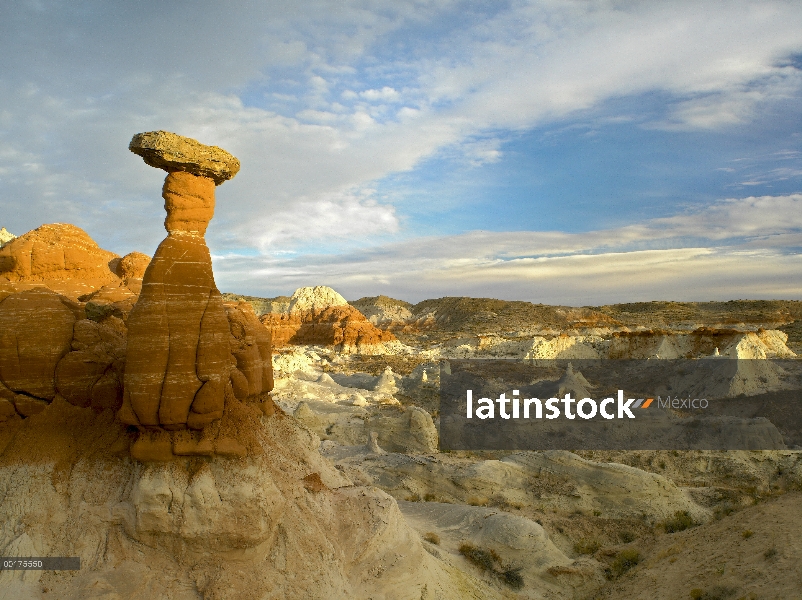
120;131;271;460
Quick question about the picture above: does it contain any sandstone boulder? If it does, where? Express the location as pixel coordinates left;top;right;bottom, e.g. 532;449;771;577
55;318;126;412
225;302;274;400
129;130;240;185
82;280;140;322
115;251;150;281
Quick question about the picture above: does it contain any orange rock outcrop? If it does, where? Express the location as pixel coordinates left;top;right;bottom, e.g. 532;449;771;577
0;288;77;418
261;304;395;349
0;223;120;299
226;302;274;400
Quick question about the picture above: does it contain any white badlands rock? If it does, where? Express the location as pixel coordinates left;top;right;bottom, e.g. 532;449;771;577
288;286;348;313
0;227;15;248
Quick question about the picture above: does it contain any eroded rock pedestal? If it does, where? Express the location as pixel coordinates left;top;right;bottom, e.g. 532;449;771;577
119;131;272;460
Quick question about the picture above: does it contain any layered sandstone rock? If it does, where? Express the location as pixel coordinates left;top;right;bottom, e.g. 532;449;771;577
0;223;120;299
225;302;273;401
55;318;126;412
81;281;140;322
263;304;396;349
115;251;150;281
0;398;493;600
73;252;148;323
119;171;232;434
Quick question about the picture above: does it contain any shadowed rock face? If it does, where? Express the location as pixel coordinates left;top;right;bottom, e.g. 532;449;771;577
119;172;232;431
226;302;274;400
0;288;76;417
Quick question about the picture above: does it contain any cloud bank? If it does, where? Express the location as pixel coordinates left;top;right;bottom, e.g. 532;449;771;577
214;194;802;304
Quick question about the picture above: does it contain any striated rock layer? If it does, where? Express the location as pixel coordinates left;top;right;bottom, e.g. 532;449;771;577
261;286;396;351
118;132;275;462
263;304;396;349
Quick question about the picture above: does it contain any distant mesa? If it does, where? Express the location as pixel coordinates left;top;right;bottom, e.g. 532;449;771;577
129;130;240;185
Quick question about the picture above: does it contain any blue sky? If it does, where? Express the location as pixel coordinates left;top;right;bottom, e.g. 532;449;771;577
1;1;801;304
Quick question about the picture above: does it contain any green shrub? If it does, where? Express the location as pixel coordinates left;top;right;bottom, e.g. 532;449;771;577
423;532;440;545
573;539;601;555
618;531;636;543
661;510;698;533
610;549;641;577
458;542;525;590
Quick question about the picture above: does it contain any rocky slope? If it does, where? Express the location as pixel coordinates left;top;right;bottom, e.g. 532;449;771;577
0;399;495;600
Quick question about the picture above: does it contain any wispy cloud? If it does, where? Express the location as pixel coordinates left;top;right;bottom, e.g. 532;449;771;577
214;194;802;304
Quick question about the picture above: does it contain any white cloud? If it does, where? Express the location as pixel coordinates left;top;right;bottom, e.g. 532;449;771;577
359;87;400;101
248;189;398;250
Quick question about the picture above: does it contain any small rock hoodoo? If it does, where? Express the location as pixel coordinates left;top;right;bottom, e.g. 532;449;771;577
120;131;272;460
